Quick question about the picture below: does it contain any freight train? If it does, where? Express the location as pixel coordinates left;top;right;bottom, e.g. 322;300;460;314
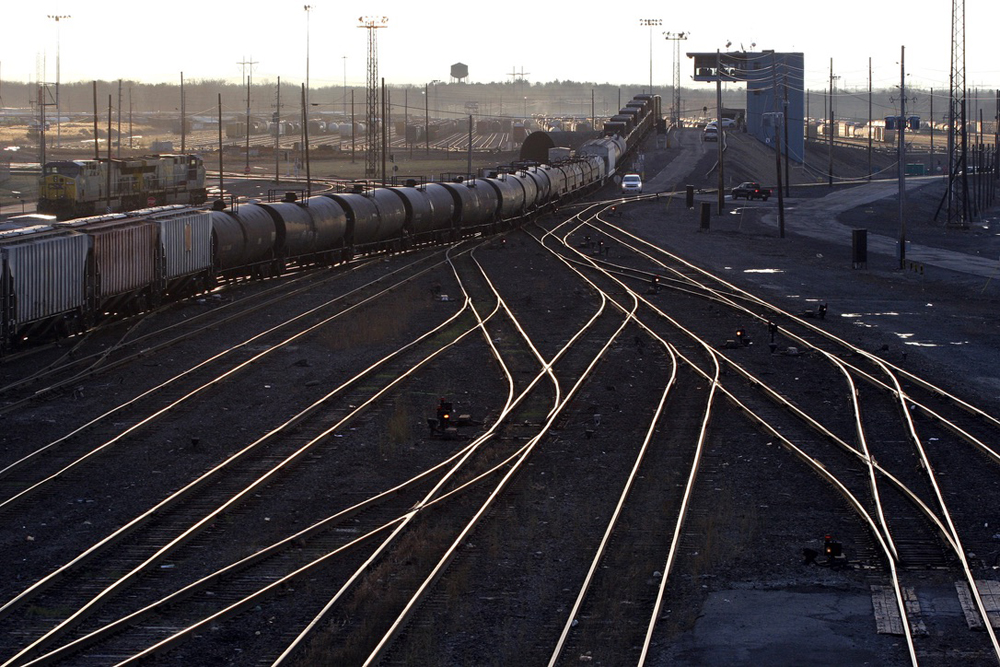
37;154;208;220
3;95;658;354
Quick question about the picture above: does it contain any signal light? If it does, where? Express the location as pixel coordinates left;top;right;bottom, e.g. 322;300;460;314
824;535;843;558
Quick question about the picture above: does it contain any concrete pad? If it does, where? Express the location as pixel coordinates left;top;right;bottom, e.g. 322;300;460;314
654;586;907;666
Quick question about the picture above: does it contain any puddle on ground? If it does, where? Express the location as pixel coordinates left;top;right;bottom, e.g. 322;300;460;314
743;268;784;274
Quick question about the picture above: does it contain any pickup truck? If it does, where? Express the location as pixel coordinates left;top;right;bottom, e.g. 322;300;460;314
731;182;772;201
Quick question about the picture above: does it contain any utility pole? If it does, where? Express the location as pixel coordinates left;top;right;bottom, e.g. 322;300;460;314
180;72;186;154
771;54;785;238
783;72;790;197
828;58;834;187
425;83;429;155
117;79;122;159
106;95;111;212
238;56;258;175
898;46;907;268
868;57;873;180
381;78;387;186
92;81;98;161
716;49;725;214
274;77;281;183
929;88;934;172
218;93;224;202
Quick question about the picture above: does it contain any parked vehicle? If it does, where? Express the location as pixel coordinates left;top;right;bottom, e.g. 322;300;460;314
621;174;643;194
703;126;719;142
731;182;772;201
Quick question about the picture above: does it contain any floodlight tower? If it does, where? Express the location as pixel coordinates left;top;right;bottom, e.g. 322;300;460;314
47;14;71;149
358;15;388;180
946;0;969;227
304;5;313;109
663;31;688;125
638;19;662;95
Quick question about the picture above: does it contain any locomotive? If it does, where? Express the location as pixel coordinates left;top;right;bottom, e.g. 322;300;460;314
37;154;208;220
3;95;658;354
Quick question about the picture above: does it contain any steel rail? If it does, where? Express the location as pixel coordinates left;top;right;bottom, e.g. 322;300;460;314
1;250;484;664
0;254;450;509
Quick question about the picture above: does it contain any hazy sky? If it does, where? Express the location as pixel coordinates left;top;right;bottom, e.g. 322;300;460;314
2;1;998;96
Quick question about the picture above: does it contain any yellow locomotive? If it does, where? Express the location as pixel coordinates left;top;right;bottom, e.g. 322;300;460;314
38;154;208;219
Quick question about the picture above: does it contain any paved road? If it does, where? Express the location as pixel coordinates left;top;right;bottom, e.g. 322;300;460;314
763;179;1000;280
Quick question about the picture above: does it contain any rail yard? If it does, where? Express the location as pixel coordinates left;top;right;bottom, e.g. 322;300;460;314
0;125;999;667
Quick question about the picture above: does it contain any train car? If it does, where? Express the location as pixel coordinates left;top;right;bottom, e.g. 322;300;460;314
38;155;208;220
482;175;526;221
303;196;350;261
210;204;278;275
386;185;455;243
6;120;636;355
1;224;90;351
438;180;498;234
141;207;214;297
578;136;626;178
56;213;160;314
507;171;539;212
523;166;552;206
325;188;407;250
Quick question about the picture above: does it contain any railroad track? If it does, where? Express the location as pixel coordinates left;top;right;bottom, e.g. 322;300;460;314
0;247;491;664
3;191;999;665
558;198;1000;664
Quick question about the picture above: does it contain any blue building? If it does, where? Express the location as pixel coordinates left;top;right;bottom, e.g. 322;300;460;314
686;50;805;164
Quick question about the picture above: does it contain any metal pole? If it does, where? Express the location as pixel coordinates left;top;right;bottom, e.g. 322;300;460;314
302;83;311;198
467;114;473;178
828;58;834;187
930;88;934;172
275;77;280;183
639;19;661;95
304;5;312;109
716;49;724;214
351;89;356;163
181;72;185;154
771;55;785;238
783;72;790;197
381;78;387;186
218;93;224;202
47;15;70;150
92;81;99;161
898;46;906;269
868;57;873;180
117;79;122;159
425;83;429;155
106;95;112;212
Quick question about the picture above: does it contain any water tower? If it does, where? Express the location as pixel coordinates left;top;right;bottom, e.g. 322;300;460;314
450;63;468;84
